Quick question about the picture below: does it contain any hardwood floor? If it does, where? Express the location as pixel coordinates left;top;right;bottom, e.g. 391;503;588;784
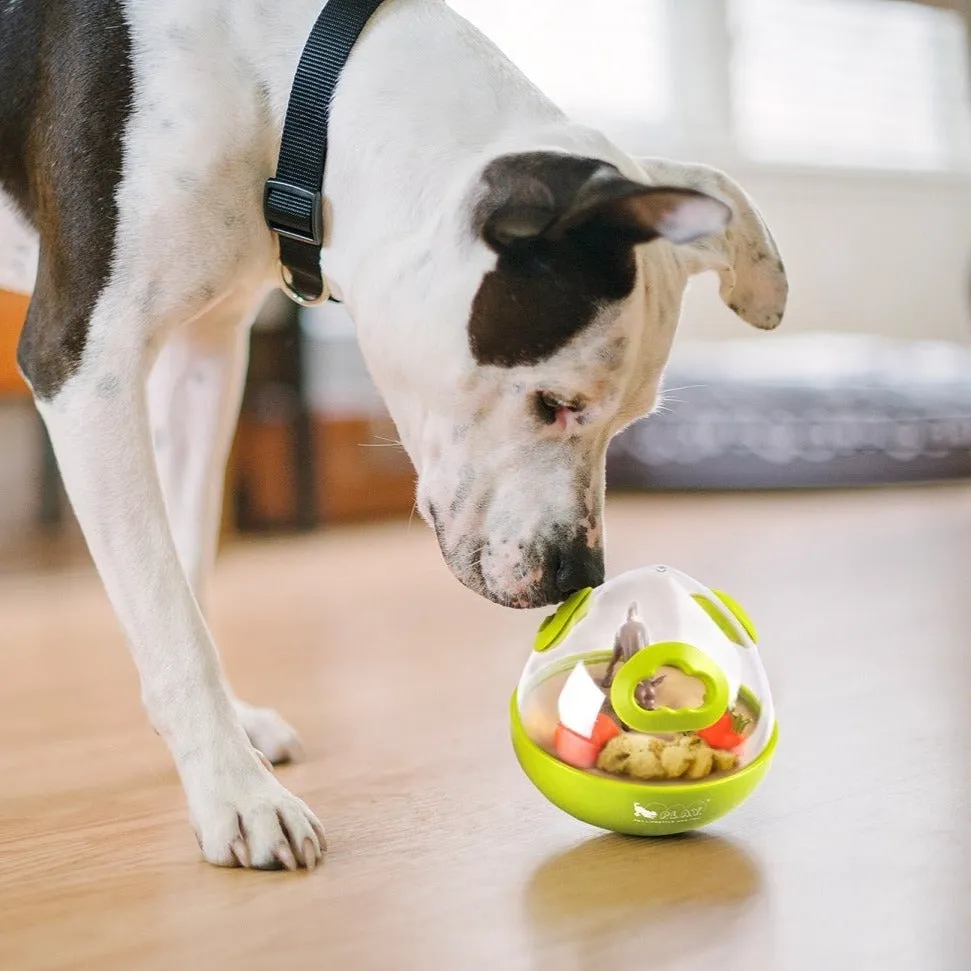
1;487;969;971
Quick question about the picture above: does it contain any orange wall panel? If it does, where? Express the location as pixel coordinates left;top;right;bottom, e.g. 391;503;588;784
0;290;29;396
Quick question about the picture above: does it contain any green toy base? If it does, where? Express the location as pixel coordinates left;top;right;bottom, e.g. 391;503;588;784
510;693;778;836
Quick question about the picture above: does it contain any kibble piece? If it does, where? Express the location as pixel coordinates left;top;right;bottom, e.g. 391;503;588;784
627;748;664;780
686;744;714;779
712;749;738;773
660;743;691;778
634;735;665;756
597;735;634;775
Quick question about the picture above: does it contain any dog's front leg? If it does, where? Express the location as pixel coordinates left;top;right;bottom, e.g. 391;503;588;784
25;299;325;871
148;299;304;765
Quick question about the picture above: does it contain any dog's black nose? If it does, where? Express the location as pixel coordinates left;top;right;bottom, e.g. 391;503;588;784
551;540;605;598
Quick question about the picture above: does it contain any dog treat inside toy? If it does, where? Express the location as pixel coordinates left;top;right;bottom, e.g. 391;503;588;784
596;732;739;780
524;597;758;784
513;564;778;835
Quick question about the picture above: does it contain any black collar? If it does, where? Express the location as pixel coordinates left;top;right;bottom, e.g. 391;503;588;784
263;0;387;305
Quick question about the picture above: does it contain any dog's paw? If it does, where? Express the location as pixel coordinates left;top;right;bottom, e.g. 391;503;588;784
233;700;305;765
187;757;326;871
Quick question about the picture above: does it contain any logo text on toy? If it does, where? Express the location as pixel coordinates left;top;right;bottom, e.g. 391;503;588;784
632;800;710;823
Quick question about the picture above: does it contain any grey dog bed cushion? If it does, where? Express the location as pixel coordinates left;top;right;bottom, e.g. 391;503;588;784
605;332;971;490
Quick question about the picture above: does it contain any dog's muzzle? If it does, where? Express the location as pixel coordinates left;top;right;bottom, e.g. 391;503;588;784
540;537;605;604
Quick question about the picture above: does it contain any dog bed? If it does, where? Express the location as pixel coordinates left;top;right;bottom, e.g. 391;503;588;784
606;333;971;490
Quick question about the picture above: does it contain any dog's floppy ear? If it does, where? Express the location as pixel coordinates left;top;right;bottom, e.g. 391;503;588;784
638;157;787;330
473;152;732;253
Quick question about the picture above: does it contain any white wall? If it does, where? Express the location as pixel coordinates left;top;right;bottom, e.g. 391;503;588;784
677;165;971;346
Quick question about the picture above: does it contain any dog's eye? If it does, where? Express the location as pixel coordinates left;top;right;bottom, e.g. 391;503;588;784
535;392;582;426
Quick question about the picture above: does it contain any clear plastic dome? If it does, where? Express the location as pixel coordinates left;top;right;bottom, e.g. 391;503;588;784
515;564;776;786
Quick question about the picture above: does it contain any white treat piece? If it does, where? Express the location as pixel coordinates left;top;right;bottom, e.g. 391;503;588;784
557;661;606;739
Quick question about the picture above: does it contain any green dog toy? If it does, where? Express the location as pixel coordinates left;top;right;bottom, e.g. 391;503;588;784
511;564;778;836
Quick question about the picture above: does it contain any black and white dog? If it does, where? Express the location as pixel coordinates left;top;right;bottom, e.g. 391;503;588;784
0;0;786;870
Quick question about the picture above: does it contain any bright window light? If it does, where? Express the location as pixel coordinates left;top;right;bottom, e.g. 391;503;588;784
728;0;971;171
446;0;671;130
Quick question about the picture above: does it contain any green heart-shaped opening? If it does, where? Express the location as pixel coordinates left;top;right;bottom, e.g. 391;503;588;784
609;641;730;734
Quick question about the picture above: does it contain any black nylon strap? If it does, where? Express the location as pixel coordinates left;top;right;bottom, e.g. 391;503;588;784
264;0;386;303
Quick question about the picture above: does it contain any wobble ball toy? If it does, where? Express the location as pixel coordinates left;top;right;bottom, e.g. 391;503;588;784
511;564;778;836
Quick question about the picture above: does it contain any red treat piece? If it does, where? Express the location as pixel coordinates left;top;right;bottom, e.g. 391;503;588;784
591;712;621;748
554;724;601;769
554;713;620;769
697;712;745;750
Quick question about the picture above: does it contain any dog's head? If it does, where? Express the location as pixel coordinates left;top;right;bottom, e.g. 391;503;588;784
351;150;786;608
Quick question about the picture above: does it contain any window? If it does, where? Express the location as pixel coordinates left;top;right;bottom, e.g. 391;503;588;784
446;0;671;138
446;0;971;176
728;0;971;171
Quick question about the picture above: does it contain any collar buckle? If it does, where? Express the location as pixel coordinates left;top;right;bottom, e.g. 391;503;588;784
264;0;386;306
263;179;324;247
